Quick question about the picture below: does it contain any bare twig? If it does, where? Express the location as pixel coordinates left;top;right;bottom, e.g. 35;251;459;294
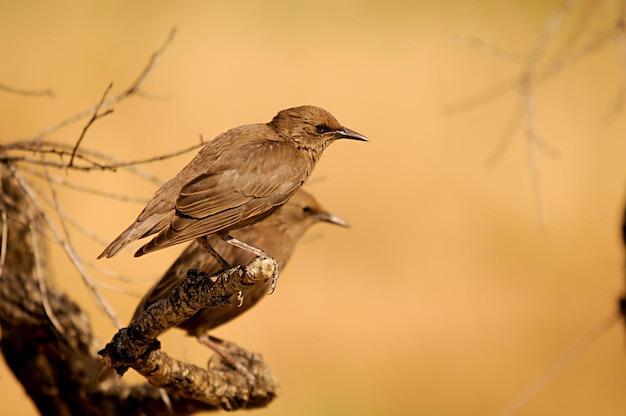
110;142;205;168
21;166;149;204
23;28;176;144
13;169;122;328
30;211;65;334
498;311;622;416
447;0;626;228
44;161;122;328
612;2;626;116
0;82;54;98
69;83;115;167
551;0;600;60
519;0;580;228
86;257;159;283
18;165;65;334
485;104;524;168
443;74;523;115
453;33;527;62
0;199;8;279
541;24;618;81
447;0;619;116
2;139;204;179
521;75;549;226
89;279;144;298
125;28;176;97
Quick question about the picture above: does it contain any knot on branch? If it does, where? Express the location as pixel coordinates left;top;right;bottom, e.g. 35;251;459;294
98;328;161;376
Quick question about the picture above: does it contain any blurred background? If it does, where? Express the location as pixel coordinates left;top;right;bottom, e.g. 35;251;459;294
2;0;626;415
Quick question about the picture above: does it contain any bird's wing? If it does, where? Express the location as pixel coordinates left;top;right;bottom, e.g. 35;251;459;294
136;142;304;255
177;142;303;222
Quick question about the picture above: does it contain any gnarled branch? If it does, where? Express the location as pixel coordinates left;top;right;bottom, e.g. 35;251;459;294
0;163;279;415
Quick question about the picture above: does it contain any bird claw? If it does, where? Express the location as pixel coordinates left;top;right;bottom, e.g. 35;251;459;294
236;290;244;307
200;335;256;386
267;258;280;295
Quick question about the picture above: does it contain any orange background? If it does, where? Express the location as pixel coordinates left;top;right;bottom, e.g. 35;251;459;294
2;1;626;415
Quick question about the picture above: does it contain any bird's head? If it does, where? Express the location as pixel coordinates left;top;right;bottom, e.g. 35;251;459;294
268;105;368;149
277;189;349;238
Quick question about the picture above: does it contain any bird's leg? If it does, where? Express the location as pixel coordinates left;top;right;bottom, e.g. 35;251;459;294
218;233;269;257
197;334;255;385
196;236;232;270
218;233;281;294
197;237;245;300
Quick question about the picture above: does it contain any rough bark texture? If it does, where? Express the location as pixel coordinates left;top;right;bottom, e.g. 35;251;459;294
0;162;279;415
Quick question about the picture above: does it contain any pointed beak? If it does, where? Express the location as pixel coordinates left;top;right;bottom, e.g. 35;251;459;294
317;211;350;228
334;127;368;142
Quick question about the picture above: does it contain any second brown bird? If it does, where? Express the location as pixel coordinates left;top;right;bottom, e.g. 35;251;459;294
131;189;348;336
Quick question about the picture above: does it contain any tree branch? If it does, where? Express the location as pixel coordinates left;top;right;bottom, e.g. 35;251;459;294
0;163;279;414
99;258;279;409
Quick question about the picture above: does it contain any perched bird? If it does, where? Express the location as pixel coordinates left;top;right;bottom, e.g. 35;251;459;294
98;106;366;264
130;189;348;337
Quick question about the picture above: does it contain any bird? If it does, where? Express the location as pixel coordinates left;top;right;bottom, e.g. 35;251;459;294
130;189;348;339
97;105;366;265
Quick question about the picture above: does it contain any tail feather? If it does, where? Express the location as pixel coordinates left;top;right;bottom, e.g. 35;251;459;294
97;226;137;259
98;210;173;259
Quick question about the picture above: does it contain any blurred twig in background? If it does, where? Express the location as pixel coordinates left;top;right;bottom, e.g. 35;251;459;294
448;0;626;228
450;1;626;414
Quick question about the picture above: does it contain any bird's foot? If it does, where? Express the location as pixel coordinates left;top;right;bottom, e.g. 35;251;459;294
198;334;256;385
243;256;280;295
267;258;280;295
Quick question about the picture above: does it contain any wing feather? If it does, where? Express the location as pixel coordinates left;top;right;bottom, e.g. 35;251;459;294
135;139;308;256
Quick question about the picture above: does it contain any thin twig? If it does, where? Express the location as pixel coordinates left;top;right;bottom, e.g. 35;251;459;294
69;83;114;167
26;191;65;334
541;24;619;81
453;33;527;62
0;82;55;98
42;161;122;328
0;201;8;279
498;311;622;416
0;157;108;172
1;144;113;170
24;28;176;144
443;74;524;115
551;0;599;60
485;104;524;168
125;28;177;96
3;139;204;181
85;260;156;283
611;2;626;117
519;0;580;228
13;169;121;328
89;279;144;298
21;166;149;204
522;80;548;227
26;179;113;247
109;142;205;168
446;0;617;116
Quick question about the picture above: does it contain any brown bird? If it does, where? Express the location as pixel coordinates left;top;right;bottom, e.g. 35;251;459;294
130;189;348;338
98;106;366;265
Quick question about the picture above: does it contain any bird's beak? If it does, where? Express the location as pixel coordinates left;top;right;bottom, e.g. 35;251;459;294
334;127;368;142
317;211;350;228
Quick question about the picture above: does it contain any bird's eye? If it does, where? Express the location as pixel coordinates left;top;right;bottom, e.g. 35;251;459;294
315;124;330;134
302;206;314;215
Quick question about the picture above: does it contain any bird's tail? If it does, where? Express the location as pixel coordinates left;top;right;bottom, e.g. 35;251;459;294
97;224;139;259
